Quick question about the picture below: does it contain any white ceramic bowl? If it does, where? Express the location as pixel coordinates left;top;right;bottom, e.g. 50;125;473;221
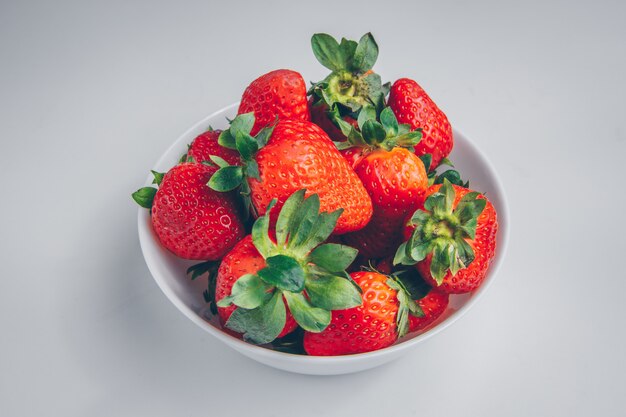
137;103;510;375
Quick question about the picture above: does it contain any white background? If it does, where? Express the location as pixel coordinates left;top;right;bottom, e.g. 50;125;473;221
1;0;625;415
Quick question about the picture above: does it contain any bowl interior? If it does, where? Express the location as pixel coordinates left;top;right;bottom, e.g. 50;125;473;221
138;104;509;371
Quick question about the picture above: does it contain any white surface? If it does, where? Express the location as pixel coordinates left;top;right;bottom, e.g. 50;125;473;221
138;104;509;375
1;0;624;414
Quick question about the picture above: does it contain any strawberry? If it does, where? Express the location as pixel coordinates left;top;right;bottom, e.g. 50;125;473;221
215;190;363;344
132;163;245;260
388;78;453;170
334;107;429;258
215;235;298;338
208;113;373;234
303;270;421;356
372;259;449;332
238;69;310;135
395;180;498;294
186;128;240;166
309;33;389;141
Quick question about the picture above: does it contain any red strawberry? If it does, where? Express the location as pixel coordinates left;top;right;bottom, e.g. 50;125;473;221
187;129;240;166
132;163;245;260
215;190;363;345
388;78;453;170
215;235;298;338
238;69;309;135
336;108;429;258
409;288;449;332
208;115;373;235
395;180;498;294
303;271;399;356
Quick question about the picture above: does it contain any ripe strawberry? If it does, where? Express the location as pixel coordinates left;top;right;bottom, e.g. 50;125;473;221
208;114;373;234
132;163;245;260
238;69;310;135
388;78;453;170
370;258;448;333
309;33;389;141
409;288;449;332
395;180;498;294
303;270;421;356
335;107;429;258
186;129;240;166
215;235;298;338
215;190;363;344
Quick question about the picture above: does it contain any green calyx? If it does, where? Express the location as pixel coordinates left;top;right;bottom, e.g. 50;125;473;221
218;190;363;344
207;112;273;217
333;106;422;152
393;179;487;284
420;155;470;185
131;170;165;209
310;33;389;117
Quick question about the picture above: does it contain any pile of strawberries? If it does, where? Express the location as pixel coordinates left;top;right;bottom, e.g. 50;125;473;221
133;33;498;356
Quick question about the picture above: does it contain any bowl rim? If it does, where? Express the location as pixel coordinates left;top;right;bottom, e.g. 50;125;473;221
137;103;510;363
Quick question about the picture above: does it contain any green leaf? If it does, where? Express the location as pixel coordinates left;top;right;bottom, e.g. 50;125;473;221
283;291;331;333
132;187;157;209
208;155;230;168
216;274;273;309
311;33;345;71
255;124;275;148
218;129;236;150
230;112;255;137
393;241;415;266
357;105;377;131
296;209;343;255
276;189;306;248
257;255;306;292
308;243;358;272
244;160;260;181
305;274;362;310
430;242;453;283
225;291;286;344
379;107;398;136
150;170;165;185
251;199;276;258
286;194;320;249
339;38;358;64
361;120;386;144
441;179;456;213
207;166;243;192
388;278;423;337
351;32;378;73
419;154;433;172
235;131;258;161
186;261;217;281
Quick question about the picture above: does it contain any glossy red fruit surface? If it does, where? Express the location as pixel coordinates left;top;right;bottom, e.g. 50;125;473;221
388;78;453;170
151;163;245;260
238;69;310;135
187;129;240;166
409;289;449;332
303;271;398;356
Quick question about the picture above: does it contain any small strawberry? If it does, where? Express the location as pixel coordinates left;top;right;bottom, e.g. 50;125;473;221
334;107;429;258
309;33;389;141
186;128;240;166
238;69;310;135
388;78;453;170
208;113;373;234
215;190;364;344
303;270;421;356
395;180;498;294
132;163;245;260
372;259;449;333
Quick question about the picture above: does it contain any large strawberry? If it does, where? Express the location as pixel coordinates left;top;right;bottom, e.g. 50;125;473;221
215;190;363;344
132;163;245;260
388;78;453;170
334;107;429;258
308;33;389;141
186;128;240;166
395;180;498;294
207;113;373;234
303;270;422;356
238;69;310;135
